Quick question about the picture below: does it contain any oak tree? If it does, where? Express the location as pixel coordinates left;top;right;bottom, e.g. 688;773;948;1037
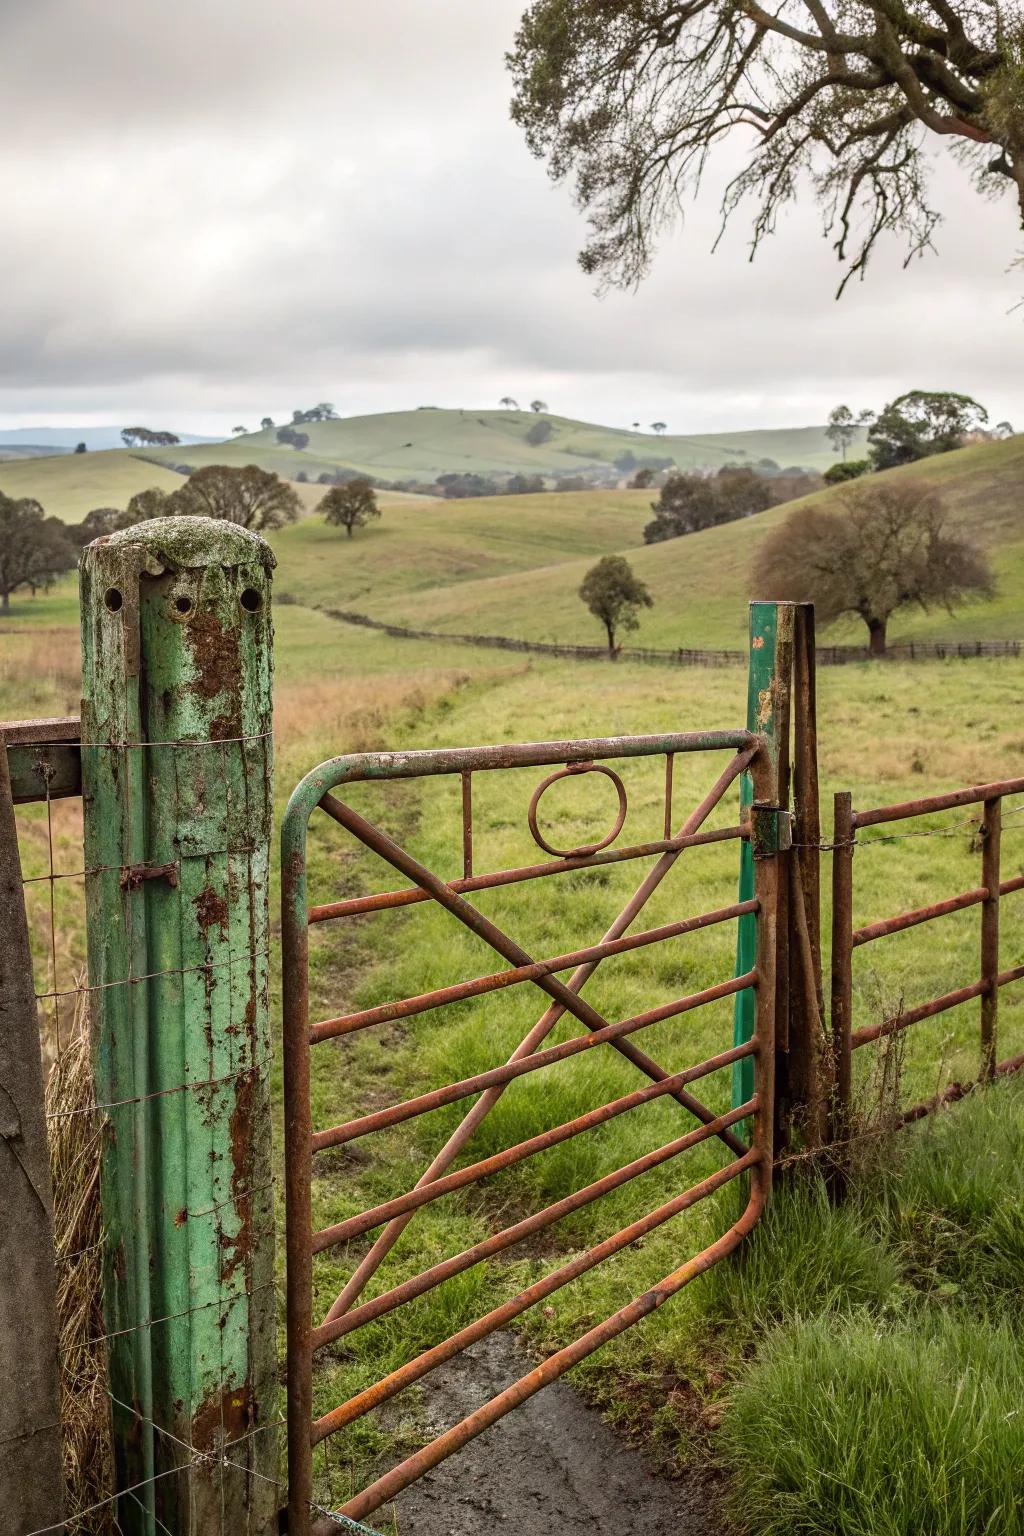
166;465;301;530
0;495;76;612
757;479;993;654
509;0;1024;292
319;478;381;537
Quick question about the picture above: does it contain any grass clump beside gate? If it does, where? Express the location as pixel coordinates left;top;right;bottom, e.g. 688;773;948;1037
716;1074;1024;1536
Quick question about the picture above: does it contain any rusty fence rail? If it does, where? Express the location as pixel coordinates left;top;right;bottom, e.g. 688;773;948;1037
282;728;785;1533
319;606;1023;669
830;776;1024;1136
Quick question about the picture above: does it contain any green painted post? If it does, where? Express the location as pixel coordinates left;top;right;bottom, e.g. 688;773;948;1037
80;518;278;1534
733;602;793;1113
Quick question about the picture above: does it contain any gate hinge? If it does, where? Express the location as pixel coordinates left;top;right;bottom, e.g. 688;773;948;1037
750;803;792;859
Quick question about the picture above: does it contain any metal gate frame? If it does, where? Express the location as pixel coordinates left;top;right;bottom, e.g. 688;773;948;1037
830;775;1024;1134
281;725;786;1533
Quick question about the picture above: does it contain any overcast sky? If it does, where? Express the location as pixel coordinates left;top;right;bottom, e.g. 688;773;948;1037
1;0;1020;436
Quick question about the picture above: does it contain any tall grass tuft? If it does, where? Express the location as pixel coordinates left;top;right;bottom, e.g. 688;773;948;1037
46;994;115;1533
721;1312;1024;1536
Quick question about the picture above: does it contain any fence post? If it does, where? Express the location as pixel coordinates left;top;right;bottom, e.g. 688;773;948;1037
787;604;827;1146
829;792;855;1141
980;796;1001;1080
80;517;277;1535
0;739;64;1535
733;600;793;1158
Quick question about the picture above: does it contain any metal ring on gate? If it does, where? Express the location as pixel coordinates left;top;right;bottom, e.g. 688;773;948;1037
527;761;628;859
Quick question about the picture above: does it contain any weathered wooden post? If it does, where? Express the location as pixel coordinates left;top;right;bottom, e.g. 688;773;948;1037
0;738;64;1535
80;517;277;1534
733;601;793;1155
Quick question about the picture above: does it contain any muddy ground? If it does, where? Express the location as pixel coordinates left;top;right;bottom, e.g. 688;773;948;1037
377;1333;727;1535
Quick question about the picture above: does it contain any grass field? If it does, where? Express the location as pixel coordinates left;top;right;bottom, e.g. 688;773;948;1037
6;578;1023;1528
0;450;184;523
346;434;1024;649
3;461;1023;1531
139;409;857;483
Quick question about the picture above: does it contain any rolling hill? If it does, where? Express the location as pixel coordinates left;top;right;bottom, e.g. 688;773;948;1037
0;451;186;522
279;434;1024;651
138;409;860;483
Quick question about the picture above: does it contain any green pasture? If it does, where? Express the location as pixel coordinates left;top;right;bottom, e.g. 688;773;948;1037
0;449;184;523
3;516;1023;1530
353;434;1024;649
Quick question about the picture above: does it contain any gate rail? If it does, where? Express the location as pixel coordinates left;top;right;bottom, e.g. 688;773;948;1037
830;776;1024;1134
282;729;785;1532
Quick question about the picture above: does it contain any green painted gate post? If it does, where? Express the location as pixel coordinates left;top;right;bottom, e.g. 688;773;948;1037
733;602;793;1144
80;517;278;1534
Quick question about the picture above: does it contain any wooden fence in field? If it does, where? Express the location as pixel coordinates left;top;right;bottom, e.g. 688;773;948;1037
317;605;1021;668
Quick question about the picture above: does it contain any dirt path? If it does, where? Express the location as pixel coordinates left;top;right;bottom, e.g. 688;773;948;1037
378;1333;726;1535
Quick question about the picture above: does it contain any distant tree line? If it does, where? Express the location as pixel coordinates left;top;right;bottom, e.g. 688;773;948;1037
644;467;822;544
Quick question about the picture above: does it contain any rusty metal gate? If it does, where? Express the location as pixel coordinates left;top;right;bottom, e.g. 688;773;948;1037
281;727;785;1533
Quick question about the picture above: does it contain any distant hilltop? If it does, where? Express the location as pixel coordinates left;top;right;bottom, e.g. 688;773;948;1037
134;408;860;485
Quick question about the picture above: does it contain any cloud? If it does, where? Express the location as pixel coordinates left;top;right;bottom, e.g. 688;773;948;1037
0;0;1020;433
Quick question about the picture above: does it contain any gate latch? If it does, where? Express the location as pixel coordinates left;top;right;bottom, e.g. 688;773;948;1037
750;803;792;859
119;861;180;891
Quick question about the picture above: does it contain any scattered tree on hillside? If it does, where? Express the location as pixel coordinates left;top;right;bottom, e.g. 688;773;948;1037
290;403;338;425
232;425;248;436
319;479;381;538
757;480;993;656
500;396;519;410
166;464;301;530
630;467;655;489
632;421;640;430
260;417;275;431
507;473;547;494
579;554;653;655
276;426;310;451
826;405;873;460
0;495;76;612
74;442;87;454
527;418;554;446
529;399;548;413
509;1;1024;293
824;459;871;485
120;427;181;447
868;391;988;469
651;422;667;435
995;421;1015;439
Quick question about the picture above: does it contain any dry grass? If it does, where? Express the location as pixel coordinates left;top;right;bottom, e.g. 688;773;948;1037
0;626;81;718
46;994;116;1533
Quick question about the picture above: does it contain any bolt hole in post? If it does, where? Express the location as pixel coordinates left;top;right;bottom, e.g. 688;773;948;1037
240;586;262;612
104;586;124;613
173;594;193;616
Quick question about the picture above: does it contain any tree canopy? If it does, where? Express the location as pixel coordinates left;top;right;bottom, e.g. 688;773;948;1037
319;479;381;537
756;479;993;653
868;390;988;467
166;465;301;530
579;554;654;653
0;495;76;611
508;0;1024;292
